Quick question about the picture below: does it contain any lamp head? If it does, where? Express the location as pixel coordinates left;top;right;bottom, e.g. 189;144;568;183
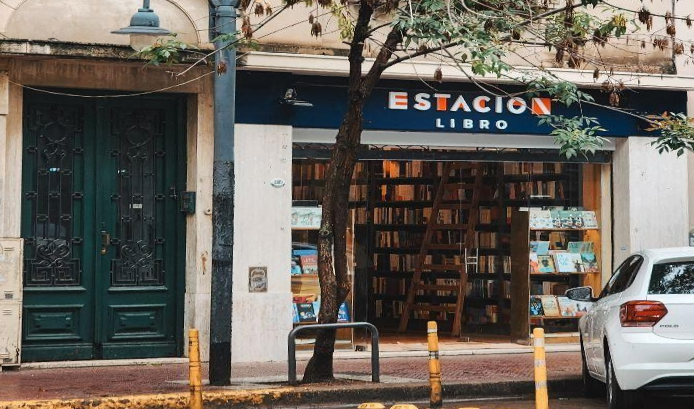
112;4;171;51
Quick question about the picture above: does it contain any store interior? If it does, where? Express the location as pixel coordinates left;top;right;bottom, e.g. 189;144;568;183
290;146;606;349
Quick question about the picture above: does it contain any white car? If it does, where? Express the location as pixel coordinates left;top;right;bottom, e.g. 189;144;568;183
566;247;694;409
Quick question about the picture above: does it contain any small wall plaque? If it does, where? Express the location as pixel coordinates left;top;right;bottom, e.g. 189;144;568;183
248;266;268;293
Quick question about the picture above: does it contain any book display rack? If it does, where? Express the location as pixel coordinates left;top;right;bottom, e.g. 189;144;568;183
290;201;353;350
293;158;585;336
510;208;602;343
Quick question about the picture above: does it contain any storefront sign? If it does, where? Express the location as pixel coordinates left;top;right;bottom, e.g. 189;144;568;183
387;92;551;131
236;72;688;137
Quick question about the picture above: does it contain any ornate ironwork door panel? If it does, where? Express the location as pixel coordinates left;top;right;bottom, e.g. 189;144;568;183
97;100;183;359
21;92;185;362
21;95;97;361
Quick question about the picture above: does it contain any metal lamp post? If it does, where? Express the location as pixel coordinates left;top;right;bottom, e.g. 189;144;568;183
114;0;238;386
208;0;237;387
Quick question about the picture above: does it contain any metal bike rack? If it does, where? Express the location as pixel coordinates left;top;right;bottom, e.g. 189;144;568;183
288;322;380;385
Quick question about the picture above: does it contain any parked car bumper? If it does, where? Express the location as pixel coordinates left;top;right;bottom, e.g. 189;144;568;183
610;332;694;391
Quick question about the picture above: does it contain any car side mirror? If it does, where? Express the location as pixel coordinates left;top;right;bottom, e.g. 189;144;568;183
566;286;595;302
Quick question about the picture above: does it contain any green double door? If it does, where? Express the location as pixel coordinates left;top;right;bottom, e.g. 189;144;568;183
20;92;185;361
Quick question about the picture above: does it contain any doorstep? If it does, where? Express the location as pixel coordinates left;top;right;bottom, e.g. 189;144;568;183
21;357;188;370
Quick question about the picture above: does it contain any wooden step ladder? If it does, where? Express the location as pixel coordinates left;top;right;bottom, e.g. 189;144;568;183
398;162;484;337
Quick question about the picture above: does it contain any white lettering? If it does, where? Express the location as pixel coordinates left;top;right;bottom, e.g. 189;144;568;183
496;120;508;130
450;118;456;128
434;94;451;111
473;96;491;113
414;93;431;111
479;120;490;130
436;118;445;128
507;97;527;114
463;119;474;129
388;92;409;110
450;95;471;112
495;96;504;113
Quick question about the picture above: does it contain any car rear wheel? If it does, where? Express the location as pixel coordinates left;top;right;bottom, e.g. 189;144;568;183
606;353;642;409
581;342;603;398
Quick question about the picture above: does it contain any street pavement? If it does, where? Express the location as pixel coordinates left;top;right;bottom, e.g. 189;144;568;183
0;352;580;401
307;396;694;409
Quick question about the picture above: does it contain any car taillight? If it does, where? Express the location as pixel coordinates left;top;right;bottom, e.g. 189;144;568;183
620;301;668;327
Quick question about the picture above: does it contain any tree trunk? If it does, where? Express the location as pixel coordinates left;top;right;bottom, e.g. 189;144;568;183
302;96;363;383
302;3;403;382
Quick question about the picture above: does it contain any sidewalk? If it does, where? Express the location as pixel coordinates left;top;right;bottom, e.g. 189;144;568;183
0;350;581;407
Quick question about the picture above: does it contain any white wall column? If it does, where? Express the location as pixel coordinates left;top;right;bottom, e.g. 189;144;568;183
613;137;689;266
231;124;293;363
0;72;22;238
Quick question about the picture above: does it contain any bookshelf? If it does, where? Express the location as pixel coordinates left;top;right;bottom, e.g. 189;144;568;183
509;208;601;343
290;199;353;350
293;158;583;336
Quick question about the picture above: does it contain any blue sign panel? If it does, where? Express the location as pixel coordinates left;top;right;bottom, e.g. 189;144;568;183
235;72;687;137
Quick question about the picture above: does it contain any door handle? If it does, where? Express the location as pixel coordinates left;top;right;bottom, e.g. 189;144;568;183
100;231;111;255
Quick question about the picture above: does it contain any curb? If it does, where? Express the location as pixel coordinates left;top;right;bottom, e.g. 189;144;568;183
0;377;582;409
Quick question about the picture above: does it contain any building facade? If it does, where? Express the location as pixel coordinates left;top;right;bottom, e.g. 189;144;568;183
0;0;692;365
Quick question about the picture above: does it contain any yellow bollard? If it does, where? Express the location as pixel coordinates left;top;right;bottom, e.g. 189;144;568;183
189;329;203;409
358;404;386;409
427;321;443;409
533;327;549;409
390;405;418;409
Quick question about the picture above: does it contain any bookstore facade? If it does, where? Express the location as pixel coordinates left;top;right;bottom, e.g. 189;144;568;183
231;71;690;360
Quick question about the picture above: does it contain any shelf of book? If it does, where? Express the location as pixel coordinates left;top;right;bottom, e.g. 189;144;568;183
291;201;354;350
510;207;602;343
294;158;584;337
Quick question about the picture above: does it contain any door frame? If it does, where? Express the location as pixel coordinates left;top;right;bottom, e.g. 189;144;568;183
19;89;188;360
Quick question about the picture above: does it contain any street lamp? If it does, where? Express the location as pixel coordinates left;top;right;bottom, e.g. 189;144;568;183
112;0;171;51
112;0;238;386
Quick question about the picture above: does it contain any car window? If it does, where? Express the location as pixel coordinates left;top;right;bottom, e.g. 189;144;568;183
600;255;643;297
649;260;694;294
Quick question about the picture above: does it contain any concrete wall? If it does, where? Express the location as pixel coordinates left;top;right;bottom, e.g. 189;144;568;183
0;0;690;69
231;124;293;363
613;137;689;266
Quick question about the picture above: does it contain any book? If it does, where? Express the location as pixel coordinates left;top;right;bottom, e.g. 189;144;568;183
557;296;576;317
530;283;544;295
530;241;550;256
337;302;350;322
529;209;554;229
550;210;563;228
291;259;302;275
537;255;556;273
540;295;561;316
567;241;594;253
296;303;317;322
292;303;299;323
293;249;318;257
529;253;540;274
581;252;599;272
291;206;322;229
580;211;599;228
554;252;583;273
300;255;318;275
312;300;321;317
530;297;545;316
558;211;580;228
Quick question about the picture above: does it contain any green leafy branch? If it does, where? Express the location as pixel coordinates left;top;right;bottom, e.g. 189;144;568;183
538;115;609;159
135;35;199;66
647;113;694;157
